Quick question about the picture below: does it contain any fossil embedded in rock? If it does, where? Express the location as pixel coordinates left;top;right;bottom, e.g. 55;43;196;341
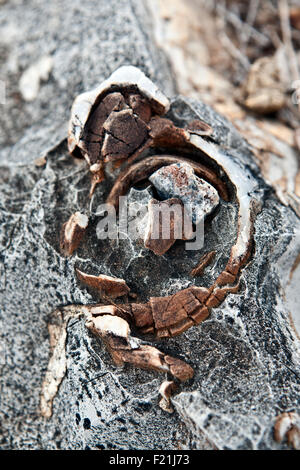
47;67;261;410
274;412;300;450
144;197;194;256
68;66;170;194
86;313;194;382
158;380;178;413
60;212;89;256
190;251;216;277
149;162;220;224
76;268;130;299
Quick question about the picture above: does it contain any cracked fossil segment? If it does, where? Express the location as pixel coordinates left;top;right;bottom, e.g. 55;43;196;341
68;65;170;164
75;269;130;299
1;0;300;451
60;212;89;256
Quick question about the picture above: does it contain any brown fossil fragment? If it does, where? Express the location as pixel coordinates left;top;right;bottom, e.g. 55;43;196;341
34;156;47;167
96;279;237;341
40;309;68;418
126;286;211;338
164;355;194;382
68;66;171;195
60;212;89;256
274;412;300;450
86;314;194;382
148;117;190;149
76;268;130;299
40;305;82;418
205;281;240;308
102;109;149;162
185;119;213;137
190;251;216;277
158;380;178;413
144;198;193;256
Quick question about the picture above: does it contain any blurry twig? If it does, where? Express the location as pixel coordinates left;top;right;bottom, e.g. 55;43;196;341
216;3;250;71
279;0;299;82
216;1;270;47
241;0;260;46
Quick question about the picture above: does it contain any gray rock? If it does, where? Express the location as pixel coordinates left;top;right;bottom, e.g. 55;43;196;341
149;162;220;224
0;0;299;451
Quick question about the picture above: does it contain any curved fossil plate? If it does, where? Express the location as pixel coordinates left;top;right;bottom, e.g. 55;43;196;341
68;65;170;160
103;132;261;338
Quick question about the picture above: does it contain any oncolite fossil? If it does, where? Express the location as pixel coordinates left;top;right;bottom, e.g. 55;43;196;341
41;66;262;418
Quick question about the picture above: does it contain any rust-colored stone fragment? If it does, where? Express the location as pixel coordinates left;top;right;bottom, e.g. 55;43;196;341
169;318;194;337
60;212;88;256
144;198;192;256
102;109;149;162
191;306;210;324
190;251;216;277
76;268;130;299
164;355;194;382
128;93;152;122
131;303;153;328
186;119;213;136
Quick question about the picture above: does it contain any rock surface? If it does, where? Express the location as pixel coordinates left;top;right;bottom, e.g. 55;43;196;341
0;0;300;451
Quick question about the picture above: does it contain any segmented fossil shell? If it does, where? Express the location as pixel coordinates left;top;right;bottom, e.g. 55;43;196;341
68;66;170;160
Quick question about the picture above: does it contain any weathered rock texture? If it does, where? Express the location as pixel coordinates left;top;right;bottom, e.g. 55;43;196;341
0;0;299;450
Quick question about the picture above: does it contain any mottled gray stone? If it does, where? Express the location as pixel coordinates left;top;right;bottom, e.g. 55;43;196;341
1;0;300;451
149;162;220;224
